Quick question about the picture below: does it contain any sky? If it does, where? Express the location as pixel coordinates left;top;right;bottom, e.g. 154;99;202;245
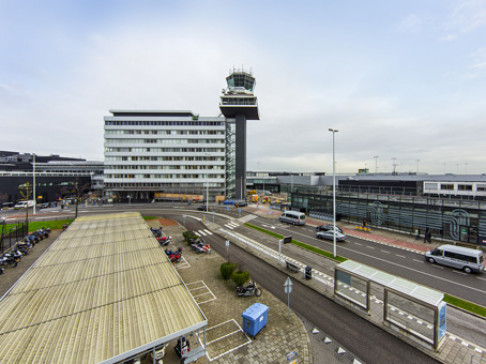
1;0;486;175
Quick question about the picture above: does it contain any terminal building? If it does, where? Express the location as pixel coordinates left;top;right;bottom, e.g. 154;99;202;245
103;69;259;202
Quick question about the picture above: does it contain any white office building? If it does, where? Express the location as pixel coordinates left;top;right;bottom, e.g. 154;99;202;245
104;110;227;202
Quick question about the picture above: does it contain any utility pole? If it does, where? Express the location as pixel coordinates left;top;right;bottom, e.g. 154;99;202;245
373;156;379;173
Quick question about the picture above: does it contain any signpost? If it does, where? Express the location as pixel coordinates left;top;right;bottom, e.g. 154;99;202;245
284;277;293;319
225;240;230;262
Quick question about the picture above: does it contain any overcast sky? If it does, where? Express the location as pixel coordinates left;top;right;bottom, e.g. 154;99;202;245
1;0;486;174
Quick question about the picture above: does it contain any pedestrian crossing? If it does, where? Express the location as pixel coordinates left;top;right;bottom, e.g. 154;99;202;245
224;222;240;230
194;229;213;237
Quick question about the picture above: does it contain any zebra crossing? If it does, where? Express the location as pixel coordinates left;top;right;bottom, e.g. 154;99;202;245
194;222;239;237
194;229;213;237
224;222;240;230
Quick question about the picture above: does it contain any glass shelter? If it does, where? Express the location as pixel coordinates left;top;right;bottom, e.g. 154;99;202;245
335;260;447;351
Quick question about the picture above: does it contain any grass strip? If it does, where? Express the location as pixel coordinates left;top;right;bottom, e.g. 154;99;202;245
244;223;347;263
444;294;486;318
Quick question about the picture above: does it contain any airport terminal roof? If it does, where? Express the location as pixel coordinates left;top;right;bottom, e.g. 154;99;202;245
0;212;207;363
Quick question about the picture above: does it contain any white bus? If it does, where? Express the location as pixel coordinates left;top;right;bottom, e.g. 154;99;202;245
279;211;306;226
425;244;484;273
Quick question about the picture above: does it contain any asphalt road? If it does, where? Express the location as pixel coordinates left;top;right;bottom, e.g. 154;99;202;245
180;215;439;364
250;217;486;306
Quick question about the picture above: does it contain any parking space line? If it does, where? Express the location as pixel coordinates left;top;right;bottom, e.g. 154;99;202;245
195;319;251;362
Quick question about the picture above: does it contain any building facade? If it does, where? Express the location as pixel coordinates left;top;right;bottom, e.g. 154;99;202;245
103;110;227;202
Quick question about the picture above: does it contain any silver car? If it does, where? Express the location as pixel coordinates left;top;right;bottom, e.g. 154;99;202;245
316;230;346;242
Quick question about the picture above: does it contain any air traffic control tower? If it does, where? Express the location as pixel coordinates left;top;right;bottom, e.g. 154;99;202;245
219;69;259;200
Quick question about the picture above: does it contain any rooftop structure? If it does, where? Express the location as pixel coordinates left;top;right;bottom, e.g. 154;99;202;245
0;212;207;363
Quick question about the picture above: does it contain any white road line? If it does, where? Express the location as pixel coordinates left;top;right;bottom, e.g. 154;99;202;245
365;246;375;249
395;254;406;258
412;259;424;263
476;277;486;282
452;270;468;275
203;229;212;235
380;250;391;254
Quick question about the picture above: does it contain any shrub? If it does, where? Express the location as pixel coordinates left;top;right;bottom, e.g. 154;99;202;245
220;262;237;280
231;270;250;287
182;231;199;244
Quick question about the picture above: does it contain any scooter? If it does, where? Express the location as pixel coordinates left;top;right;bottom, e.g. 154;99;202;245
235;282;262;297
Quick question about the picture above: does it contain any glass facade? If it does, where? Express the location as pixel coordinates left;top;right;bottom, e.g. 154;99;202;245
294;191;486;246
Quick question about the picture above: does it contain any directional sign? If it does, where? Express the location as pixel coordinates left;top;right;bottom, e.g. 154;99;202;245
225;240;230;248
284;277;293;294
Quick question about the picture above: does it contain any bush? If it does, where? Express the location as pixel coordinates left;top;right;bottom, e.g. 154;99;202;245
231;270;250;287
220;262;237;280
182;231;199;244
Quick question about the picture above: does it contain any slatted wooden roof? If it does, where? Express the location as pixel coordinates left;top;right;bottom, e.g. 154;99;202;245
0;212;207;363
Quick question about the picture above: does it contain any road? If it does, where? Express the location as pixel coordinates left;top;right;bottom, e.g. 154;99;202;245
180;215;439;364
249;217;486;306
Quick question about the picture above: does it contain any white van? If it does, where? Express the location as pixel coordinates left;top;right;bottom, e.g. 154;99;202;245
14;200;35;209
279;211;306;226
425;244;484;273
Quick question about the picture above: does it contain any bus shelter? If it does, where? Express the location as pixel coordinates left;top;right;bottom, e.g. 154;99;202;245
334;260;447;351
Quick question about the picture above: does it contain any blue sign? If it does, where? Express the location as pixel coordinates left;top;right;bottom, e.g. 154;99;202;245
438;301;447;342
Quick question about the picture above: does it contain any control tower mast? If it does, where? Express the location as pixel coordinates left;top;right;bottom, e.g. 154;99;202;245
219;69;259;200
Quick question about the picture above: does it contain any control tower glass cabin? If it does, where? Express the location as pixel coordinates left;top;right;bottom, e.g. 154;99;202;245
219;70;259;200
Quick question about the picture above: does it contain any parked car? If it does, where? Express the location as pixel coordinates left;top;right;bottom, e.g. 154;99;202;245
316;230;346;242
316;224;343;233
197;205;209;211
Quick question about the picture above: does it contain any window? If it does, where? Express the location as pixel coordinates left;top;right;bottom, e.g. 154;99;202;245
458;184;472;191
440;184;454;190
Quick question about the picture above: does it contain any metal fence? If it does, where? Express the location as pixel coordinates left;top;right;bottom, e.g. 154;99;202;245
1;220;28;254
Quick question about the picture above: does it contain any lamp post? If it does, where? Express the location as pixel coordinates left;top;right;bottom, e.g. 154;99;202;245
328;128;338;258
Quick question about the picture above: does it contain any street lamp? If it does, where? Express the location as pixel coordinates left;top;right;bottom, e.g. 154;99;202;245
328;128;338;258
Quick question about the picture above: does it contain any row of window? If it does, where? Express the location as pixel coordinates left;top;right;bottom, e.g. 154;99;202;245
105;130;224;135
444;251;478;263
105;139;224;145
105;156;223;162
105;165;224;170
105;174;225;179
105;182;225;188
105;148;225;153
105;121;224;126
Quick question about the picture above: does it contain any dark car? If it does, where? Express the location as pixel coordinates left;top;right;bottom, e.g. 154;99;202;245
197;205;209;211
316;224;343;233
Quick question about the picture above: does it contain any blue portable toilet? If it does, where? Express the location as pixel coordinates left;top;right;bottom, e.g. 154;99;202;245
242;303;269;337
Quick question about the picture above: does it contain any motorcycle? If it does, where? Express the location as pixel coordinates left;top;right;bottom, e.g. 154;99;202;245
190;240;211;254
16;242;31;255
1;253;19;268
156;236;171;246
236;282;262;297
174;336;190;359
150;227;163;238
165;247;182;263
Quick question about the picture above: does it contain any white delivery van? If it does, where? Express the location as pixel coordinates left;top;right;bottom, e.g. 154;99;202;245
425;244;484;273
14;200;35;209
279;211;306;226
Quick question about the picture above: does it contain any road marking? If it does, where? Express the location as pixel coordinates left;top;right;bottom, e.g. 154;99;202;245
395;254;406;258
354;242;362;246
452;270;467;275
476;277;486;282
380;250;390;254
365;246;375;249
412;259;424;263
430;265;444;269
